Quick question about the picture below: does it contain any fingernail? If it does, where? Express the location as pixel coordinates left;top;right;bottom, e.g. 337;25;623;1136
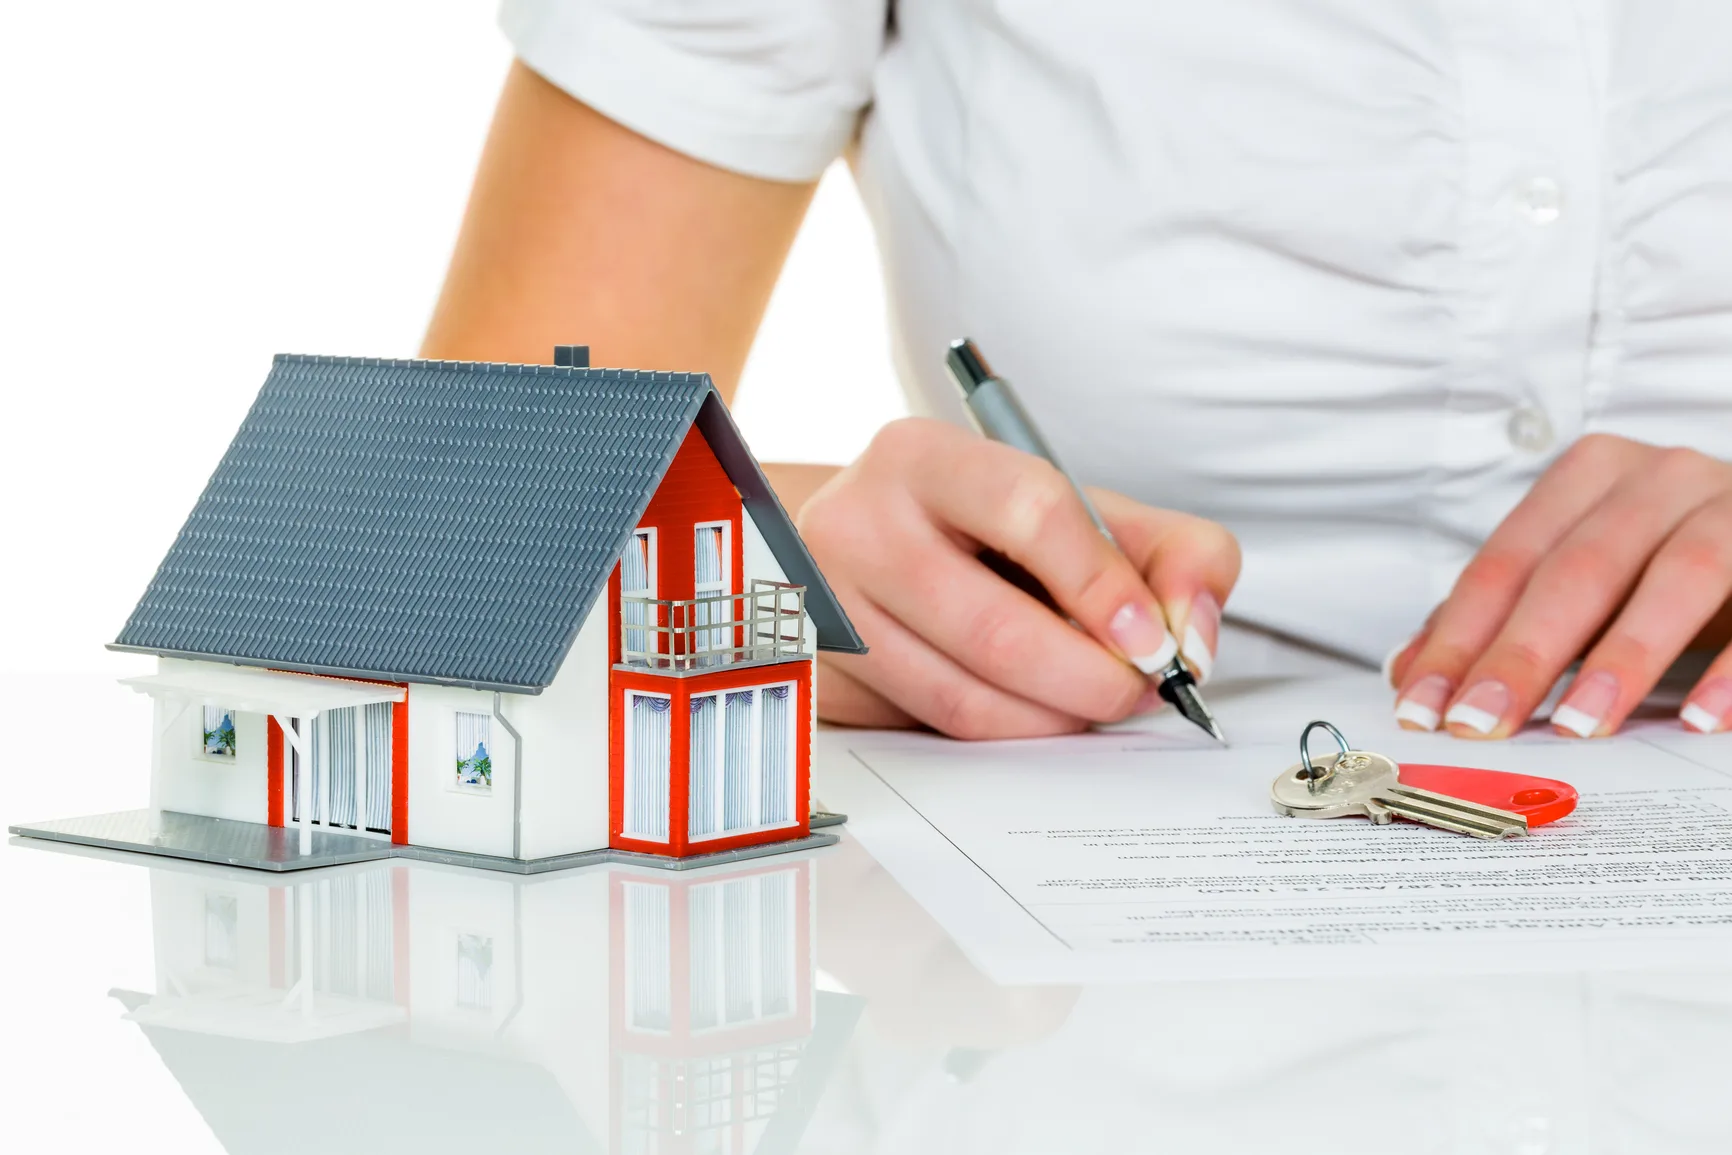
1180;590;1221;684
1109;602;1177;674
1681;677;1732;734
1551;670;1619;739
1394;673;1451;731
1445;680;1511;736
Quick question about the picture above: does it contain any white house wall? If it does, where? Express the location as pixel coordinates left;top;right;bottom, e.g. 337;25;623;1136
743;508;817;654
743;509;823;738
511;598;611;859
406;683;516;858
152;660;270;824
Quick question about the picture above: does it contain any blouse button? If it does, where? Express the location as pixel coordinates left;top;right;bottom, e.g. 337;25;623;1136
1507;405;1555;453
1516;177;1563;226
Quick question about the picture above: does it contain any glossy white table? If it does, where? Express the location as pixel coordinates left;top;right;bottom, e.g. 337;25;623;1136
6;671;1732;1154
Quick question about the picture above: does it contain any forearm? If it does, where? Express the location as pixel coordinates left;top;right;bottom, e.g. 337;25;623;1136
421;61;815;397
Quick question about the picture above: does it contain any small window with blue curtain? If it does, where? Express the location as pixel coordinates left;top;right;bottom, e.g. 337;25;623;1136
455;712;492;793
200;706;237;760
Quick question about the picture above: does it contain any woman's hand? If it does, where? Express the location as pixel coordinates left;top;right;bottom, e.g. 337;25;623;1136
1388;434;1732;739
797;418;1241;739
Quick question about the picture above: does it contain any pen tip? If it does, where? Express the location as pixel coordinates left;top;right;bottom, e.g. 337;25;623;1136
1156;666;1226;745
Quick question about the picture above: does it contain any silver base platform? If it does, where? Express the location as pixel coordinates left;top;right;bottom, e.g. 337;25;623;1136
9;809;846;875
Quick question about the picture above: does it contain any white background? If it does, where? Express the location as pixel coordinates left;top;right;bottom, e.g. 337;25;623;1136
0;0;906;678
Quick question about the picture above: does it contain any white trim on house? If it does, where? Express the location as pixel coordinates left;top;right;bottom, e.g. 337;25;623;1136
124;667;405;716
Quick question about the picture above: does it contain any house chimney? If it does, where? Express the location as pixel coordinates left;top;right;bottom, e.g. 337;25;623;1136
553;344;590;368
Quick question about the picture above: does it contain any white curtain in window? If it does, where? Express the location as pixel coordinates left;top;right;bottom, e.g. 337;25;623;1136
621;530;653;657
364;701;393;834
326;706;359;828
625;882;672;1031
759;685;793;826
689;694;719;837
723;690;753;830
305;717;325;822
693;525;727;663
627;694;671;840
456;711;492;791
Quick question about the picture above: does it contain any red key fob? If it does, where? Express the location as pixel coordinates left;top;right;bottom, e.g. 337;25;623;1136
1398;764;1578;827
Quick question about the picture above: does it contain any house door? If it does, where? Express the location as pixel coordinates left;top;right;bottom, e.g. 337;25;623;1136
293;704;394;837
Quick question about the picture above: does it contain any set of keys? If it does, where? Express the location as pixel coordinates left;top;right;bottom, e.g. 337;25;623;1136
1271;720;1577;839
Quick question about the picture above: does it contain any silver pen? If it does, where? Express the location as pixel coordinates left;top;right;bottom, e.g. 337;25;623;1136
944;337;1226;744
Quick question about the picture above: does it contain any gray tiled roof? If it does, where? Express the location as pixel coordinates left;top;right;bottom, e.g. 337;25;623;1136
113;355;863;691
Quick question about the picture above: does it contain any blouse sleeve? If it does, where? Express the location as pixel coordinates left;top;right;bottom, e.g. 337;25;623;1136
500;0;890;182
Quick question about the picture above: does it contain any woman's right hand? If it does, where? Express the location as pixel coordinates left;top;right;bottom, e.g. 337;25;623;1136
796;418;1241;738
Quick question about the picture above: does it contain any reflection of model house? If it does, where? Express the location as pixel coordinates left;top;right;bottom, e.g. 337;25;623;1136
114;855;858;1152
32;345;865;871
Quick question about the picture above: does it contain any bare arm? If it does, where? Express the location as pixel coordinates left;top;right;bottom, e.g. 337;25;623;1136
423;61;814;400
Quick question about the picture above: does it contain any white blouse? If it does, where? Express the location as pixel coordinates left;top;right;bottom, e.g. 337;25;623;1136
502;0;1732;666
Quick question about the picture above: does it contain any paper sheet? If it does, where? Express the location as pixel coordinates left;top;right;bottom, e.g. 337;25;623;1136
813;674;1732;983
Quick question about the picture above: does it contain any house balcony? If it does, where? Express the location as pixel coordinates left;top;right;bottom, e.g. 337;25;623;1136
620;580;810;674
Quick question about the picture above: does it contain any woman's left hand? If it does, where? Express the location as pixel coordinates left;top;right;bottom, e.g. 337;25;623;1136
1387;433;1732;739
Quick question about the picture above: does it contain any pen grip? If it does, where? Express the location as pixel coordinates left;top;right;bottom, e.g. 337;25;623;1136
964;378;1117;544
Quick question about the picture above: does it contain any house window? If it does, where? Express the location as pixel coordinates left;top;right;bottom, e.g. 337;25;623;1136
200;706;237;759
455;933;493;1010
290;706;393;836
688;682;797;841
692;523;730;663
455;712;492;793
620;527;657;659
624;692;672;840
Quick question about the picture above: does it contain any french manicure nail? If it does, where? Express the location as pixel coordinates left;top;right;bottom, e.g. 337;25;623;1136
1551;670;1619;738
1681;677;1732;734
1445;680;1512;735
1394;673;1451;731
1180;590;1221;684
1109;602;1177;674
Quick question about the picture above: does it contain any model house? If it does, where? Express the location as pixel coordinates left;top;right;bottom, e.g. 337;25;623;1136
21;345;864;872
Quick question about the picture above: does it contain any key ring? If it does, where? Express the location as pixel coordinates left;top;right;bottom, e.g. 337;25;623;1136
1299;719;1353;794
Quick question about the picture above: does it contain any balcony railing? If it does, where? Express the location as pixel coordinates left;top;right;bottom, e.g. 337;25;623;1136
621;580;809;671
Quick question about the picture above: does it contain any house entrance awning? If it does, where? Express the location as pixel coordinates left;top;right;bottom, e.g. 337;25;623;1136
122;666;406;717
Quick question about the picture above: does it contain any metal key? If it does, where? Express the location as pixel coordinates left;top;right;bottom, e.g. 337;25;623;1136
1270;720;1528;840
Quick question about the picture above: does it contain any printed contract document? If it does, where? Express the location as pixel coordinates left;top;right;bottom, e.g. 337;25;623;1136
814;674;1732;983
